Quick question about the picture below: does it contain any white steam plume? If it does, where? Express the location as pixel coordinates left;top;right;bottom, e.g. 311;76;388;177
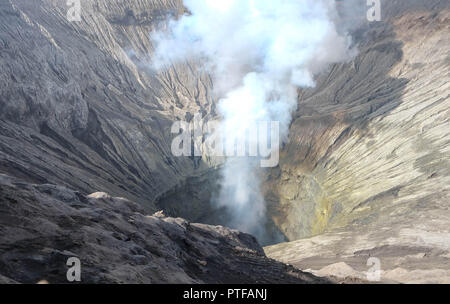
151;0;355;242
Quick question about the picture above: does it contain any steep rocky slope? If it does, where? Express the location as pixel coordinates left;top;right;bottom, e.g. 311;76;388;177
0;173;328;284
265;0;450;242
0;0;216;212
264;2;450;283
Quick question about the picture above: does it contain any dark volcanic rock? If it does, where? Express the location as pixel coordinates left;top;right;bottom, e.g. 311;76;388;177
0;174;328;284
0;0;216;211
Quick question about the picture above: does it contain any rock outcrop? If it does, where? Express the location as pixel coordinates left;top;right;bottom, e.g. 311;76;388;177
0;173;328;284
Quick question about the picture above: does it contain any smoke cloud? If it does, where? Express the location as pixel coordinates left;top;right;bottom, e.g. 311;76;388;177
151;0;355;243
